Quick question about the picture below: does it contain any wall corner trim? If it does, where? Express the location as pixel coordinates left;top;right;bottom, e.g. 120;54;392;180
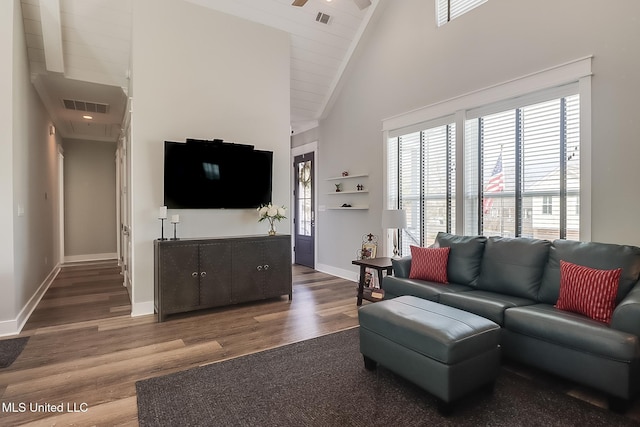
131;301;155;317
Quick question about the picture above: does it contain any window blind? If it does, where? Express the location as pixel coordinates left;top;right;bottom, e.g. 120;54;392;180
437;0;487;26
399;131;422;254
389;122;455;256
423;125;455;244
465;94;580;239
387;137;399;210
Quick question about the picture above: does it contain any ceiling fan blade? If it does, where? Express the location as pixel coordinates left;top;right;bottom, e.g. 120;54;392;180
292;0;308;6
352;0;371;10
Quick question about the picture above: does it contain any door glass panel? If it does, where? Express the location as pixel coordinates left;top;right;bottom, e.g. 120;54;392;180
297;160;312;236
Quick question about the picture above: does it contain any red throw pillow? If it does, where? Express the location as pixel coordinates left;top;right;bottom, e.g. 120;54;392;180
555;260;621;324
409;246;450;284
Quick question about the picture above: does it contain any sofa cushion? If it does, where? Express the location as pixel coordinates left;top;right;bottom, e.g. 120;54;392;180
409;246;449;283
433;232;487;286
539;239;640;305
391;256;412;279
611;282;640;337
505;304;640;362
382;276;472;302
439;290;536;326
476;236;550;300
555;260;621;324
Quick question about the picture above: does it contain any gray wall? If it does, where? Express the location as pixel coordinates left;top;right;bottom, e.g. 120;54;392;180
63;139;117;259
0;0;16;326
130;0;291;313
317;0;640;276
1;0;60;333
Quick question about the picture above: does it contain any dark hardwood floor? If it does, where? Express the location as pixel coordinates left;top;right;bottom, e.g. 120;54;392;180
0;261;360;426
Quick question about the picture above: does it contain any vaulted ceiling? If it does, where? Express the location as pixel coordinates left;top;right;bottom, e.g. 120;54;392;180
20;0;379;142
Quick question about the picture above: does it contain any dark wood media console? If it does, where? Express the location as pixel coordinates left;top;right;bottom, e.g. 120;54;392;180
154;235;292;322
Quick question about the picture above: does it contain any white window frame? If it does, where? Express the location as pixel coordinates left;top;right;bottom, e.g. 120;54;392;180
382;56;592;247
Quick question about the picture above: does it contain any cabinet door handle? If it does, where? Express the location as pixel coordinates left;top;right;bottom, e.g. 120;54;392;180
257;265;262;271
191;272;198;278
263;264;269;270
201;271;207;278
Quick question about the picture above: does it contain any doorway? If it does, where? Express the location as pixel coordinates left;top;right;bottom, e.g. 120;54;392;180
294;152;315;268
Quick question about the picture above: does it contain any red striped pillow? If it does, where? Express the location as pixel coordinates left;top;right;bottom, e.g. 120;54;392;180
409;246;450;284
555;260;621;324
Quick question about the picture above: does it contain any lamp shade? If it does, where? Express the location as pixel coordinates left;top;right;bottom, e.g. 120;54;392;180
382;209;407;229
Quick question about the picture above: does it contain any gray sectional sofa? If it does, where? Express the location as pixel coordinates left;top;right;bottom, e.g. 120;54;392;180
382;232;640;410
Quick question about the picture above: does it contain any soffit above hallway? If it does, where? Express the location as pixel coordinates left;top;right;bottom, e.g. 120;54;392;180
20;0;132;143
20;0;378;141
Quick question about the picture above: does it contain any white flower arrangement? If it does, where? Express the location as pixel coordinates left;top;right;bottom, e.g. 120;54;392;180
258;203;286;235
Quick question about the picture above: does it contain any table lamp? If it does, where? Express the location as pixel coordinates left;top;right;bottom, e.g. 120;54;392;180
382;209;407;258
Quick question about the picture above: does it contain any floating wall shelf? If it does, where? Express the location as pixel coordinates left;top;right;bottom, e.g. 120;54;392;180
325;173;369;210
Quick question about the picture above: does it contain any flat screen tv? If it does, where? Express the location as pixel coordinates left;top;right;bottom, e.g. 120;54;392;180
163;139;273;209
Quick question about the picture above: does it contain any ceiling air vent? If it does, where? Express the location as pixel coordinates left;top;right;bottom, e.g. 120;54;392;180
316;12;331;25
62;99;109;114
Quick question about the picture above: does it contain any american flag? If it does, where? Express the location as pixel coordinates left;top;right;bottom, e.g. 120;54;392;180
483;153;504;214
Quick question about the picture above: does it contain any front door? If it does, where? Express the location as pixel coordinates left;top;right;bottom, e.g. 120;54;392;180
294;153;314;268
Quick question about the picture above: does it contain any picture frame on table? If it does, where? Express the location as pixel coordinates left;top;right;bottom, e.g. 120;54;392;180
361;242;377;259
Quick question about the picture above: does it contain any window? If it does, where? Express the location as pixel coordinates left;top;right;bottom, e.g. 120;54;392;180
296;159;313;236
465;92;580;240
384;58;591;248
542;196;553;215
387;121;455;256
437;0;487;26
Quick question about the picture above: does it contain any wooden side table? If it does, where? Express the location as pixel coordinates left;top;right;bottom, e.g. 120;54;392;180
352;257;393;306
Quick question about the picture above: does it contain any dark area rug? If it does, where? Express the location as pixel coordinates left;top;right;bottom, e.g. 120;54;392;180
136;328;635;427
0;336;29;368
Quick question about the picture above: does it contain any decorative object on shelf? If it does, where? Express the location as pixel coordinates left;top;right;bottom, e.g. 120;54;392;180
170;214;180;240
258;203;287;236
363;268;380;288
158;206;168;241
370;288;384;299
360;233;378;259
342;171;349;177
364;270;373;287
382;209;407;258
335;183;342;192
357;184;364;191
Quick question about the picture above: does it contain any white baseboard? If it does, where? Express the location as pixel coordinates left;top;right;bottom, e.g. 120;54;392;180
0;264;61;337
131;301;155;317
64;252;117;263
0;319;19;337
315;263;358;282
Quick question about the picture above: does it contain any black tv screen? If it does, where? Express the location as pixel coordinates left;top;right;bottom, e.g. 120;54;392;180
163;139;273;209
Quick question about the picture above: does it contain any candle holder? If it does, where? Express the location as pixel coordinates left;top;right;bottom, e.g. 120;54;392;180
170;221;180;240
158;218;167;241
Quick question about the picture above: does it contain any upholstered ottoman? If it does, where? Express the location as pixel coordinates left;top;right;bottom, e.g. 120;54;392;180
358;296;501;413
